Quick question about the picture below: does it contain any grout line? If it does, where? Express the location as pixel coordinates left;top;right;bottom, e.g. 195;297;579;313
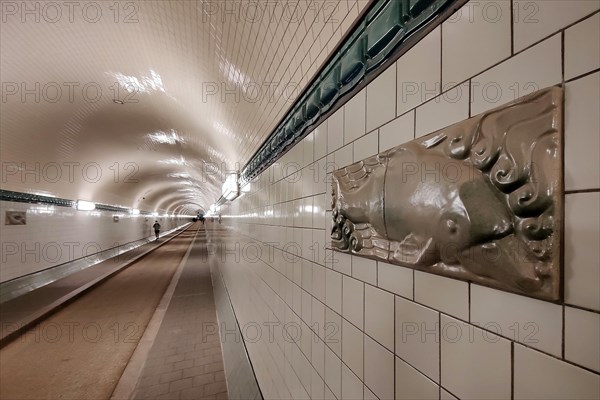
562;304;566;359
236;228;600;377
413;109;417;140
564;68;600;83
563;303;600;315
561;30;566;82
511;341;515;400
438;312;442;388
510;0;515;55
393;290;397;398
440;22;443;90
565;188;600;194
468;79;472;117
468;283;471;322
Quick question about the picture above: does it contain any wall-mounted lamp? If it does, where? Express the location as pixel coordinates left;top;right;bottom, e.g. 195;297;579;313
222;172;240;201
76;200;95;211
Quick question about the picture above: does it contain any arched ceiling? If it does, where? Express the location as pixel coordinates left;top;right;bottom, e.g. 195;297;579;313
1;0;368;212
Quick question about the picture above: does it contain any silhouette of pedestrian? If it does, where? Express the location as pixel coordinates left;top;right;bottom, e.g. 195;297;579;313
153;221;161;240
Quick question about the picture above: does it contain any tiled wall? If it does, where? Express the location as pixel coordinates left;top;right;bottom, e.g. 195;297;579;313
0;200;189;283
220;1;600;398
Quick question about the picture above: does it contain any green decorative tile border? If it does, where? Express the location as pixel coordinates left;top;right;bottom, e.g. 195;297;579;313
242;0;464;182
0;189;149;215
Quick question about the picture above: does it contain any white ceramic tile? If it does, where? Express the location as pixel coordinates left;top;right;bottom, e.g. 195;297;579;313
293;285;302;315
513;0;599;52
333;251;352;275
341;364;364;400
367;66;396;132
353;131;378;163
470;284;562;356
342;318;364;379
377;261;413;299
325;385;336;400
342;276;364;330
302;197;314;228
364;284;394;351
415;82;470;137
299;322;314;372
395;357;439;400
378;110;414;152
396;26;441;116
364;335;394;400
565;72;600;191
325;249;335;270
514;344;600;400
313;336;326;380
306;131;316;162
325;307;342;357
328;107;345;153
441;389;458;400
363;385;377;400
312;297;326;336
312;264;325;302
565;306;600;372
312;368;325;400
351;256;377;285
314;117;328;161
395;296;440;382
442;0;511;86
471;34;562;115
326;269;343;314
344;89;366;144
334;143;353;171
301;290;313;325
440;315;511;400
325;345;342;399
565;192;600;311
565;13;600;80
313;194;328;230
0;203;192;281
414;271;469;320
314;157;328;195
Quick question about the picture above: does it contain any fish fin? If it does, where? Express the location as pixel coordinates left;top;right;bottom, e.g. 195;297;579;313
335;154;386;191
420;133;447;148
391;234;438;266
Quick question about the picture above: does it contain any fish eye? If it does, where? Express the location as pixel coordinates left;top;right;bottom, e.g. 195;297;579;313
446;219;457;234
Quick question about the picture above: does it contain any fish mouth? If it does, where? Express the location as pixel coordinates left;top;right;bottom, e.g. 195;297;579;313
458;234;545;293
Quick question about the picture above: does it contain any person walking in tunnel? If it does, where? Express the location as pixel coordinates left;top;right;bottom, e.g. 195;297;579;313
152;220;161;240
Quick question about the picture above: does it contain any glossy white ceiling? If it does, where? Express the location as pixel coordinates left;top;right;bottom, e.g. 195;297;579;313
1;0;368;213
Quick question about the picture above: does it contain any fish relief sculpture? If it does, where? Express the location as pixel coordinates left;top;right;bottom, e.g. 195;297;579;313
331;86;562;300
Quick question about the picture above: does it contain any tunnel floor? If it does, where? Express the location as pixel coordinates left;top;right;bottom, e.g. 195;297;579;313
130;226;228;400
0;222;228;400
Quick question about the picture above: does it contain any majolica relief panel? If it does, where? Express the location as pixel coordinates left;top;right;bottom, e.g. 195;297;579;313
331;86;563;300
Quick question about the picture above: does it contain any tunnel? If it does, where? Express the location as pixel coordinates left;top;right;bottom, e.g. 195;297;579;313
1;0;599;399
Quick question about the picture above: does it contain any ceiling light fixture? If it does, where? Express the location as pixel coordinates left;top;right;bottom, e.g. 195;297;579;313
76;200;96;211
